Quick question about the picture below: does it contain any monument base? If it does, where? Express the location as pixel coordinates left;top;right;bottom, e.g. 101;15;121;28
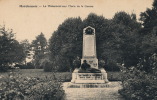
69;68;109;88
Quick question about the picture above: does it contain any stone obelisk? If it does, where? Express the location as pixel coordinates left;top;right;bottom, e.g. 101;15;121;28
81;26;98;69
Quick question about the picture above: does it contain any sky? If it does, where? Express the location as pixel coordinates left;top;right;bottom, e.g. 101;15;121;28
0;0;154;42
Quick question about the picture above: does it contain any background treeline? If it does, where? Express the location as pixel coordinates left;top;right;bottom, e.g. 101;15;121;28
48;12;141;72
0;28;48;71
48;0;157;74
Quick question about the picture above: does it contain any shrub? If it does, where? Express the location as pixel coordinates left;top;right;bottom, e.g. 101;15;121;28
0;65;9;72
15;63;35;69
119;66;157;100
43;62;52;72
104;63;120;71
0;70;64;100
26;62;35;69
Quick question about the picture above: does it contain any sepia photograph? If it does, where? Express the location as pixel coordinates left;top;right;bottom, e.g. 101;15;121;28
0;0;157;99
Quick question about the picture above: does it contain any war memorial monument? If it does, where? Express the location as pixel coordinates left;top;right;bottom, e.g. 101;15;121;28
68;26;109;88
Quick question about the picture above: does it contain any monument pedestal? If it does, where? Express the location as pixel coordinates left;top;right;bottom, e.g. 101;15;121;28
69;68;109;88
71;68;108;83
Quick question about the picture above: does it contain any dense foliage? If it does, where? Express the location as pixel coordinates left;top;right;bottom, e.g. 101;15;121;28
140;0;157;35
119;0;157;99
119;65;157;100
49;17;83;71
0;70;64;100
49;13;141;71
20;39;31;65
15;63;35;69
31;33;48;69
0;26;25;72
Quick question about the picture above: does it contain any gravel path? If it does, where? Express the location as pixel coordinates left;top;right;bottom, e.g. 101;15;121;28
63;82;124;100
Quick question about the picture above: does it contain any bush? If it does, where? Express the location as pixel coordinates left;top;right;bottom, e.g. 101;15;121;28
119;67;157;100
43;62;52;72
0;65;9;72
26;63;35;69
15;63;35;69
0;71;64;100
104;63;120;71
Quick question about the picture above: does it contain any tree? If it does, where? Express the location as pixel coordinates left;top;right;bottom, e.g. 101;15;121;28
113;12;140;30
140;0;157;35
138;0;157;72
49;17;83;71
49;12;141;71
111;12;142;67
0;25;25;71
20;39;31;64
31;33;47;68
82;12;141;68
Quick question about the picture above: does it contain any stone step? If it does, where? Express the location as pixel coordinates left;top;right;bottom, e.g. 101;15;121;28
65;82;120;88
68;83;109;88
63;82;124;100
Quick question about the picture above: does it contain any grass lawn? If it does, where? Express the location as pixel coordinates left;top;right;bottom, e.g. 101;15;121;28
0;69;122;81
